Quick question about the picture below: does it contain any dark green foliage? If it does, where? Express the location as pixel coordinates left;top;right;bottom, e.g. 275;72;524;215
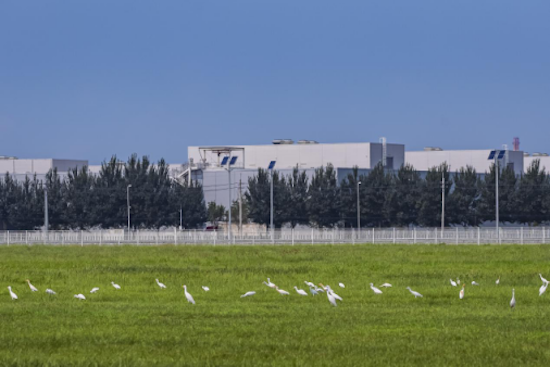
448;166;481;227
287;167;309;227
392;164;422;227
245;169;271;227
308;164;340;227
362;163;395;227
478;163;518;224
339;167;363;228
207;201;226;226
516;160;549;225
417;163;450;227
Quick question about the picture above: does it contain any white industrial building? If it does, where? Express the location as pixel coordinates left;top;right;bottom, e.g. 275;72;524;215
524;154;550;173
180;140;405;207
405;148;524;175
0;157;88;182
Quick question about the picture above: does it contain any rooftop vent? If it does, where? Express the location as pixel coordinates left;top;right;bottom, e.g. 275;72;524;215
532;152;549;157
0;156;18;160
297;140;319;144
524;152;530;157
272;139;294;145
423;147;443;151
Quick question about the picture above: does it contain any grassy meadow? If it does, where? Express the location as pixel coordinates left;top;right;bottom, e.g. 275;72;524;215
1;243;550;366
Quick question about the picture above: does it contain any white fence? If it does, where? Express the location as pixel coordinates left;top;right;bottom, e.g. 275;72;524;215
0;227;548;245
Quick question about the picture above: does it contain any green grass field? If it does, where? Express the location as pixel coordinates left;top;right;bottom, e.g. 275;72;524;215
1;243;550;366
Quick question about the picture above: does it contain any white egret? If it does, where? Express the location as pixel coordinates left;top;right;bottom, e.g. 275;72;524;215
496;276;500;285
309;287;318;296
457;278;461;285
7;286;18;300
202;286;210;292
327;289;337;307
539;282;548;297
26;279;38;292
240;291;256;298
406;287;423;298
304;281;315;288
325;285;343;301
339;283;345;288
510;289;516;309
379;283;392;288
275;287;290;296
263;278;277;289
539;274;549;285
471;281;479;286
155;279;167;289
90;287;99;293
450;279;457;287
74;294;86;300
370;283;383;294
294;286;308;296
183;285;195;304
459;284;465;299
111;282;121;290
315;286;325;293
45;288;56;295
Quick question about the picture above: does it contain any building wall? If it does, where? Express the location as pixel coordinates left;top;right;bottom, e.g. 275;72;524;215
188;142;405;171
524;156;550;173
405;150;524;175
0;158;88;182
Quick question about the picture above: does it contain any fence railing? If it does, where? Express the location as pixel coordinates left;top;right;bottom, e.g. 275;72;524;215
0;227;548;246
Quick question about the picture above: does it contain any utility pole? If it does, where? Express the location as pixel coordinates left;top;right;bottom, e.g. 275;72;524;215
239;178;242;235
270;170;274;241
44;186;49;235
228;158;232;242
179;206;183;230
127;184;132;232
357;181;361;230
441;170;445;231
495;155;499;240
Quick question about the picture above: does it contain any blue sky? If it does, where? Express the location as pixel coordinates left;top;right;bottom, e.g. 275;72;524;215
1;1;549;164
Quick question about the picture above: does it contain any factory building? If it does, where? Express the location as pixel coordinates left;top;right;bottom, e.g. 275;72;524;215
0;157;88;182
524;153;550;173
181;140;405;207
405;148;524;176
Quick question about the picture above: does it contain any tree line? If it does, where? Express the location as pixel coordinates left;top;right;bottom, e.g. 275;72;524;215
245;160;550;228
0;155;207;230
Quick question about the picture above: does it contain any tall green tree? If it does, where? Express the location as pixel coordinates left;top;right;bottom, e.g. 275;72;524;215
63;166;96;229
516;160;549;225
339;167;363;228
245;169;271;227
94;156;126;228
175;180;208;229
447;166;481;227
362;163;395;227
307;164;340;227
417;163;450;227
392;164;422;227
44;168;65;229
286;167;309;227
478;163;518;224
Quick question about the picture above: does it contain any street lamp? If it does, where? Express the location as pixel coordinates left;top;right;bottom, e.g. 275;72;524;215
488;150;505;241
268;161;276;241
127;184;132;232
222;155;238;242
356;180;361;230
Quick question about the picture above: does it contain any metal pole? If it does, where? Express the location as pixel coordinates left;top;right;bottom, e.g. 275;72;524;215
239;178;243;236
441;171;445;231
179;207;183;229
44;187;49;235
270;169;274;242
127;184;132;233
357;181;361;230
495;156;499;241
228;164;232;242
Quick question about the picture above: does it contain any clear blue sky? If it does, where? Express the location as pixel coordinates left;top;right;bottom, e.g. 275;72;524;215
1;1;549;164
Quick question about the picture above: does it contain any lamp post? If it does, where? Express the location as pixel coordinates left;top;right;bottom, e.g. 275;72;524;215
356;181;361;230
127;184;132;232
488;150;504;242
268;161;276;242
44;186;49;237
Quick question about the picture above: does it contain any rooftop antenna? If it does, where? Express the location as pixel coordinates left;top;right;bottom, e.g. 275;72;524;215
379;137;387;167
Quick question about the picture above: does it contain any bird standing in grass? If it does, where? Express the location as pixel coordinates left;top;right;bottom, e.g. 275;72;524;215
90;287;99;293
450;279;457;287
510;289;516;309
263;278;276;289
240;291;256;298
294;286;308;296
496;276;500;285
202;286;210;292
406;287;423;298
26;279;38;292
304;281;315;288
539;282;547;296
183;285;195;304
471;281;479;286
339;283;345;288
111;282;121;290
459;284;465;299
309;287;318;296
379;283;392;288
8;286;18;300
370;283;383;294
324;285;343;301
540;274;549;285
327;289;337;307
74;294;86;300
45;289;56;295
156;279;167;289
275;287;290;296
